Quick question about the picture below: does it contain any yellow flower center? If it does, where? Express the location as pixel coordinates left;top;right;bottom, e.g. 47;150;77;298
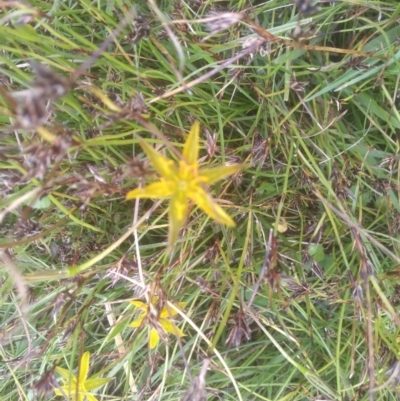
179;160;197;180
177;179;189;192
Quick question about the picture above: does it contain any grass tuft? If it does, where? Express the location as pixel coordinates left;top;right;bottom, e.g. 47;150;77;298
1;1;400;401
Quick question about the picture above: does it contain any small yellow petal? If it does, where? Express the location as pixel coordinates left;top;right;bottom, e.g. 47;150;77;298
200;164;245;185
182;121;200;166
160;302;186;318
149;328;160;349
79;351;90;383
160;319;185;337
130;300;147;309
55;384;78;397
126;179;175;200
167;190;188;248
189;187;235;227
86;394;99;401
128;315;145;328
84;378;111;391
56;366;76;382
54;388;70;397
139;139;179;180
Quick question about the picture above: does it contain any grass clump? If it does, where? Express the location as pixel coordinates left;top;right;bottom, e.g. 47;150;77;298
1;1;400;401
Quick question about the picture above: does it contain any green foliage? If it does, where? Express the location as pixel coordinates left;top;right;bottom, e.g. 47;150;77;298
1;1;400;401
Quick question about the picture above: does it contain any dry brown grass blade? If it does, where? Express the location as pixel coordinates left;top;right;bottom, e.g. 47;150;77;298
351;228;375;401
180;359;210;401
149;12;379;105
243;15;379;58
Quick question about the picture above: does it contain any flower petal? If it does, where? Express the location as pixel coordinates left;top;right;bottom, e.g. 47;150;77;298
160;302;186;318
54;388;63;396
54;382;80;397
176;302;187;310
126;179;175;200
130;300;147;309
149;328;160;349
160;319;185;337
200;164;244;185
55;366;77;382
85;394;99;401
54;386;74;397
128;315;145;328
189;187;235;227
168;190;188;248
79;352;90;384
183;121;200;165
84;378;112;391
139;138;179;180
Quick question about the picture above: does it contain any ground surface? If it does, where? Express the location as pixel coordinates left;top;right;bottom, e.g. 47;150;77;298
1;1;400;400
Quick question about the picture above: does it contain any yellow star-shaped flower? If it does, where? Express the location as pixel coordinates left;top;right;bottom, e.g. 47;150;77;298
129;297;186;349
126;121;244;248
54;352;110;401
